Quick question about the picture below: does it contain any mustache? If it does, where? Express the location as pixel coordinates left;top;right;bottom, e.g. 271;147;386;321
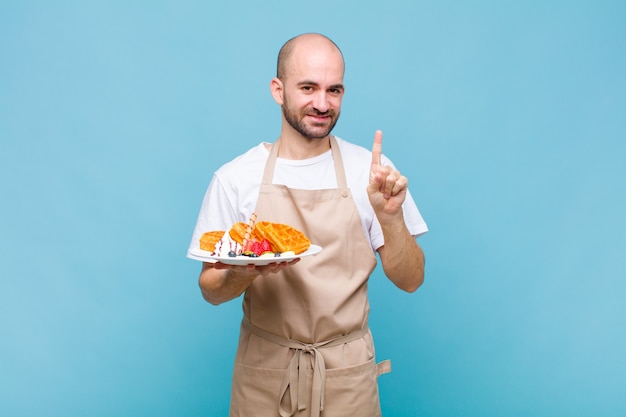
307;107;335;116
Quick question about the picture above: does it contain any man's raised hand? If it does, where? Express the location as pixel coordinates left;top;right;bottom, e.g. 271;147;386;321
367;130;408;216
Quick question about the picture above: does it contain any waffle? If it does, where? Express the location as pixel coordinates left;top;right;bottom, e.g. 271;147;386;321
229;222;262;244
254;221;311;254
199;230;225;252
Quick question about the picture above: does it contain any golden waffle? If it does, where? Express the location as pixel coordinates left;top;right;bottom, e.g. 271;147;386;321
199;230;224;252
254;221;311;254
229;222;262;244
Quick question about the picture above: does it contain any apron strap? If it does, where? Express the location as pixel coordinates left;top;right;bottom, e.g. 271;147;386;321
261;138;280;186
242;318;369;417
329;136;348;190
261;136;348;190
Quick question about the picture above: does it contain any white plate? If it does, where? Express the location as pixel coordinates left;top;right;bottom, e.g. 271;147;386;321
188;244;322;266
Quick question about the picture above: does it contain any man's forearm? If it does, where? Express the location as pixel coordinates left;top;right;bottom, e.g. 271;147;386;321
377;216;425;293
198;264;257;306
198;260;301;305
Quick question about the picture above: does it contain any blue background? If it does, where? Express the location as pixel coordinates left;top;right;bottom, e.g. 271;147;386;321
1;1;625;416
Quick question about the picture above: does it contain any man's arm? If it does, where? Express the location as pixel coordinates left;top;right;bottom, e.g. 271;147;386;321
198;259;300;305
198;263;257;305
367;130;425;293
376;216;425;293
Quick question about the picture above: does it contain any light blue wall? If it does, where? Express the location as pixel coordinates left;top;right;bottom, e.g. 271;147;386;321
1;1;624;416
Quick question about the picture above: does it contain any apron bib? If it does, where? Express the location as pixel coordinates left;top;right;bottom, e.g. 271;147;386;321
229;137;389;417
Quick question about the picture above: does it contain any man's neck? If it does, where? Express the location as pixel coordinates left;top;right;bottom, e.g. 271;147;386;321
275;132;331;160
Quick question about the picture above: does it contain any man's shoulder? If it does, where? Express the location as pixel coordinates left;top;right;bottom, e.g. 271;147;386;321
334;136;372;173
335;135;396;169
210;143;268;196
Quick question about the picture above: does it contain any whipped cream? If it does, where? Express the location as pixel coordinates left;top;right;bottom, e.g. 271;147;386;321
211;232;243;257
211;230;298;259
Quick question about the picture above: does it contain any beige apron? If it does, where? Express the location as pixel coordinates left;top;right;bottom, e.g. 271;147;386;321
229;137;390;417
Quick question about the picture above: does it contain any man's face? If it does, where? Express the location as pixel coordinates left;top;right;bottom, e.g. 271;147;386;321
281;91;341;139
279;43;345;140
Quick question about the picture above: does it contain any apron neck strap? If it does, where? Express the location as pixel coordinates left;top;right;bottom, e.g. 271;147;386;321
262;136;348;189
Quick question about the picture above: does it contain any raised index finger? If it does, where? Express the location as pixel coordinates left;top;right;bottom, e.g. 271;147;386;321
371;130;383;167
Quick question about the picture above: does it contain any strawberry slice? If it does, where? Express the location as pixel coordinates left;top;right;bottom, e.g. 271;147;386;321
243;239;257;255
243;238;273;256
252;241;264;256
260;238;273;253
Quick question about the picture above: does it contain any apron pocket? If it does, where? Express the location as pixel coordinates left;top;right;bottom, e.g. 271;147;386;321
322;357;384;417
230;362;285;417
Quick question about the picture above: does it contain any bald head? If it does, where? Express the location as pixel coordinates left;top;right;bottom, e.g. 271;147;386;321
276;33;344;80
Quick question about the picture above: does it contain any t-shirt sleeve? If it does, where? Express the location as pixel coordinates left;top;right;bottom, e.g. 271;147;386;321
402;189;429;237
187;174;240;257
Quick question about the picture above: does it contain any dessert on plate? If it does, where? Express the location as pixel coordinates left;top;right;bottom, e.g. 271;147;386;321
199;213;311;259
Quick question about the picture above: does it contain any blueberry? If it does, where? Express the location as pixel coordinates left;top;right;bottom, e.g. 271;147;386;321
228;251;237;257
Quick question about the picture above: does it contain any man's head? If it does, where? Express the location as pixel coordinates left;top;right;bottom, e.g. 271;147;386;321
271;33;345;140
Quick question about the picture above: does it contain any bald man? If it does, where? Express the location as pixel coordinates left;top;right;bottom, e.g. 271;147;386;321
188;33;428;417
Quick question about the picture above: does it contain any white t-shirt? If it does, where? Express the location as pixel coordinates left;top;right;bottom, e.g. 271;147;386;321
187;137;428;256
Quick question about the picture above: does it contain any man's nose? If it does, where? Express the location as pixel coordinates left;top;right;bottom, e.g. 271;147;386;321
312;92;330;113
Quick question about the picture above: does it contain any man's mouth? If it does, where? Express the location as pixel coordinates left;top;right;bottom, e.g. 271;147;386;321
306;112;332;122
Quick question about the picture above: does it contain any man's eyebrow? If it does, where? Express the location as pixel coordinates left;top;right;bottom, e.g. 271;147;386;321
296;80;344;90
297;80;320;86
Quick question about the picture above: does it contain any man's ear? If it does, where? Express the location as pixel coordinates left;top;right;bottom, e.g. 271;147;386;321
270;77;284;105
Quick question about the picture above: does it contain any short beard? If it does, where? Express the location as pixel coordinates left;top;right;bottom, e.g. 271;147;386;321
282;98;340;140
